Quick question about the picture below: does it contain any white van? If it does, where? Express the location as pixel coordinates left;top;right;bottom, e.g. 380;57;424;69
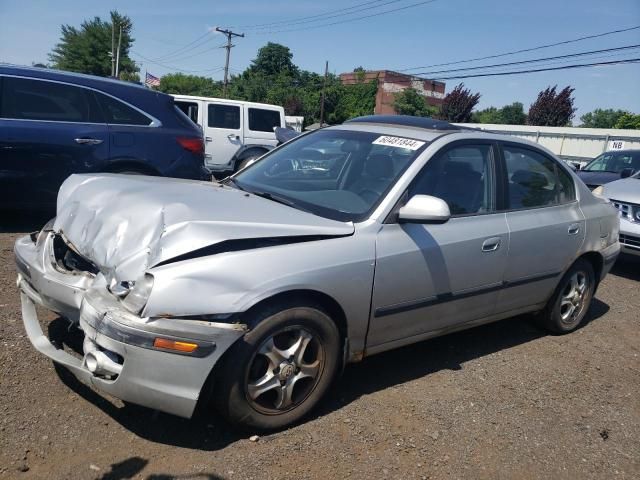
173;95;285;173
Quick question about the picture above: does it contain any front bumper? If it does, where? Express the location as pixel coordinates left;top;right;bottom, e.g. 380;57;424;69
619;219;640;257
16;235;246;419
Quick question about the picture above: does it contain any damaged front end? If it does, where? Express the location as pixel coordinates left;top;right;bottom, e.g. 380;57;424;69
15;222;246;418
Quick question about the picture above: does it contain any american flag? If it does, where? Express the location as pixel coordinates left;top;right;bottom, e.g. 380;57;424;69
145;72;160;87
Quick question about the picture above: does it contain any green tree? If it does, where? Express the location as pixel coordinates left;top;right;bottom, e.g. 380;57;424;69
527;85;576;126
393;87;438;117
614;113;640;129
49;11;137;78
438;83;481;122
500;102;526;125
472;106;502;124
580;109;629;128
157;73;222;96
247;42;298;77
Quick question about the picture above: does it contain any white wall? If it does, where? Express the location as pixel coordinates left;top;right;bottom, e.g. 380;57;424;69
454;123;640;165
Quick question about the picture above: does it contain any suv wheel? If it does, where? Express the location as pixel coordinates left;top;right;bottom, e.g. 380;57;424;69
214;303;340;430
236;155;261;171
539;259;595;334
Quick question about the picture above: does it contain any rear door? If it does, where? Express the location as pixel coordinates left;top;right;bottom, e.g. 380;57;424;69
496;142;584;314
0;75;108;208
369;142;509;348
244;106;283;147
203;101;242;170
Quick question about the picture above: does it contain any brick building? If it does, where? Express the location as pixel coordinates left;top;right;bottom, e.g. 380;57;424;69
339;70;446;115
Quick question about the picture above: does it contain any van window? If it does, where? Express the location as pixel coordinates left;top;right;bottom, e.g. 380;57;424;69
248;108;281;132
95;92;152;126
208;104;240;129
1;76;101;123
175;101;199;124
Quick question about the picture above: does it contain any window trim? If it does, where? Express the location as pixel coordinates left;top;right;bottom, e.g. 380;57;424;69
496;141;578;213
0;74;161;128
388;139;499;222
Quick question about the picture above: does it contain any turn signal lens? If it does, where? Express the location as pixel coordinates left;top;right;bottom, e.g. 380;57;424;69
153;338;198;353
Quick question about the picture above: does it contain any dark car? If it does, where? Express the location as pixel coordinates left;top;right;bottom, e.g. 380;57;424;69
576;149;640;190
0;65;209;210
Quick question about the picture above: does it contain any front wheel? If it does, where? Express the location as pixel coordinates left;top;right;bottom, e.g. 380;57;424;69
214;304;341;430
539;259;595;334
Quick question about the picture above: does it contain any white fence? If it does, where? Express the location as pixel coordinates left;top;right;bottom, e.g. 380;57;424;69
455;123;640;165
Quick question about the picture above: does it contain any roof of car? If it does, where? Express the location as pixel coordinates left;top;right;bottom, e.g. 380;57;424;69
346;115;471;131
172;94;284;111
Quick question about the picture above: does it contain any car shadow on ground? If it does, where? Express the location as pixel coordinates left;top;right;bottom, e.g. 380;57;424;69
50;297;610;452
610;256;640;282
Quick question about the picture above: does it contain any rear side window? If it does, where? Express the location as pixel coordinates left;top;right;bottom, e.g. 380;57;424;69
248;108;281;132
503;145;575;209
208;104;240;129
410;144;493;215
1;76;102;123
95;92;152;126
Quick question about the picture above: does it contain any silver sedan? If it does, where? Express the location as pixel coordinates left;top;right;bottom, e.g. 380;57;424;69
15;115;620;430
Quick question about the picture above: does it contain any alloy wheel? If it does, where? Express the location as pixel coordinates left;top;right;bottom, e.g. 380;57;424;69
559;271;589;325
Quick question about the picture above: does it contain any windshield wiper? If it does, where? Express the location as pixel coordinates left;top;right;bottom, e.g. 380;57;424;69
249;190;312;213
222;177;246;191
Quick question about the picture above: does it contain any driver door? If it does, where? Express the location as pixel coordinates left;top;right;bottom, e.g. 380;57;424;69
367;142;510;349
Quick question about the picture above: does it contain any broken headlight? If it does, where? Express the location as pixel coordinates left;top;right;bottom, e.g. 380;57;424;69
120;274;155;315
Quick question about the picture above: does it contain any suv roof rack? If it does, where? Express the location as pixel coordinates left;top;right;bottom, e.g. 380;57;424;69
345;115;462;131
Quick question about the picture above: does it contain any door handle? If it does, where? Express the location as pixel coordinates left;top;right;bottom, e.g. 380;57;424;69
205;136;212;142
568;223;580;235
482;237;501;252
227;134;239;140
75;137;103;145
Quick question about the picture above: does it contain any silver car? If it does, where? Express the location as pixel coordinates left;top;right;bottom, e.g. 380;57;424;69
15;115;620;430
594;172;640;257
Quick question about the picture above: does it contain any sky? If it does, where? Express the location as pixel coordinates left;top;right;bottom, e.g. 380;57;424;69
1;0;639;119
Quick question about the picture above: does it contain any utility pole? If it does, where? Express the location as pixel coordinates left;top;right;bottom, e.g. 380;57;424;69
319;61;328;127
216;27;244;98
110;23;115;76
115;25;122;78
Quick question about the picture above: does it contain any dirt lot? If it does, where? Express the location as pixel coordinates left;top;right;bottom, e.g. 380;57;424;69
1;214;639;480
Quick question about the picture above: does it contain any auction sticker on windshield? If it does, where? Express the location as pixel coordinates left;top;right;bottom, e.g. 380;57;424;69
372;136;425;150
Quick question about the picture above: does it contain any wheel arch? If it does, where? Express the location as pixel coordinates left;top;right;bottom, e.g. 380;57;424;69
231;146;271;170
578;251;604;285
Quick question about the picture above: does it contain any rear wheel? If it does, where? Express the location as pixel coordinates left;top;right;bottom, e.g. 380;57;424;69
538;259;595;334
214;303;341;430
236;155;261;171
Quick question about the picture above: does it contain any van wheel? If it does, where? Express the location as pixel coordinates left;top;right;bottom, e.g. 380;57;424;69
538;259;595;334
236;155;261;171
214;303;340;430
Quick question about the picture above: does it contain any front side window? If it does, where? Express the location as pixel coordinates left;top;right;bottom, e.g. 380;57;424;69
248;108;281;132
233;129;428;221
1;76;100;123
503;145;574;209
95;92;152;126
208;104;240;129
409;145;493;215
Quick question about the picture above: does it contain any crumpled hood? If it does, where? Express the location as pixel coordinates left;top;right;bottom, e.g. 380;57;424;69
601;176;640;202
54;174;354;280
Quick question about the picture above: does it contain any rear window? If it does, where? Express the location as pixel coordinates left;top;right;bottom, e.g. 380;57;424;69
175;101;199;124
1;76;102;123
95;92;152;126
248;108;281;132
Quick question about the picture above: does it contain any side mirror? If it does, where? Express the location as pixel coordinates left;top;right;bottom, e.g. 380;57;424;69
398;195;451;223
620;167;634;179
572;162;582;170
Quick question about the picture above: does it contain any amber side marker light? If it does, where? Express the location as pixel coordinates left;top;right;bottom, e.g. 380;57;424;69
153;338;198;353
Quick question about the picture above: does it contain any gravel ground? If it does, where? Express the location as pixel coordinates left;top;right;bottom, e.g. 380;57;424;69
1;213;639;480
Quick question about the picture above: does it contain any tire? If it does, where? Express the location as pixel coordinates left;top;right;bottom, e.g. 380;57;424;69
538;258;596;334
214;303;341;430
236;155;261;171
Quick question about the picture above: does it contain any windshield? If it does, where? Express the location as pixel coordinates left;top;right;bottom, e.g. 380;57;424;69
584;151;640;173
232;129;429;221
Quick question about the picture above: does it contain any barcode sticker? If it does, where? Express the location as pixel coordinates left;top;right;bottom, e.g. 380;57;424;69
372;135;425;150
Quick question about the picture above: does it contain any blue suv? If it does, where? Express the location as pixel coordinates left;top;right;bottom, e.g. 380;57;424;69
0;66;209;209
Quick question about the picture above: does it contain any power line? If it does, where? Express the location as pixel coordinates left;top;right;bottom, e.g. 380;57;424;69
411;44;640;76
147;30;214;62
131;51;225;74
431;58;640;81
253;0;440;35
398;25;640;72
233;0;393;29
